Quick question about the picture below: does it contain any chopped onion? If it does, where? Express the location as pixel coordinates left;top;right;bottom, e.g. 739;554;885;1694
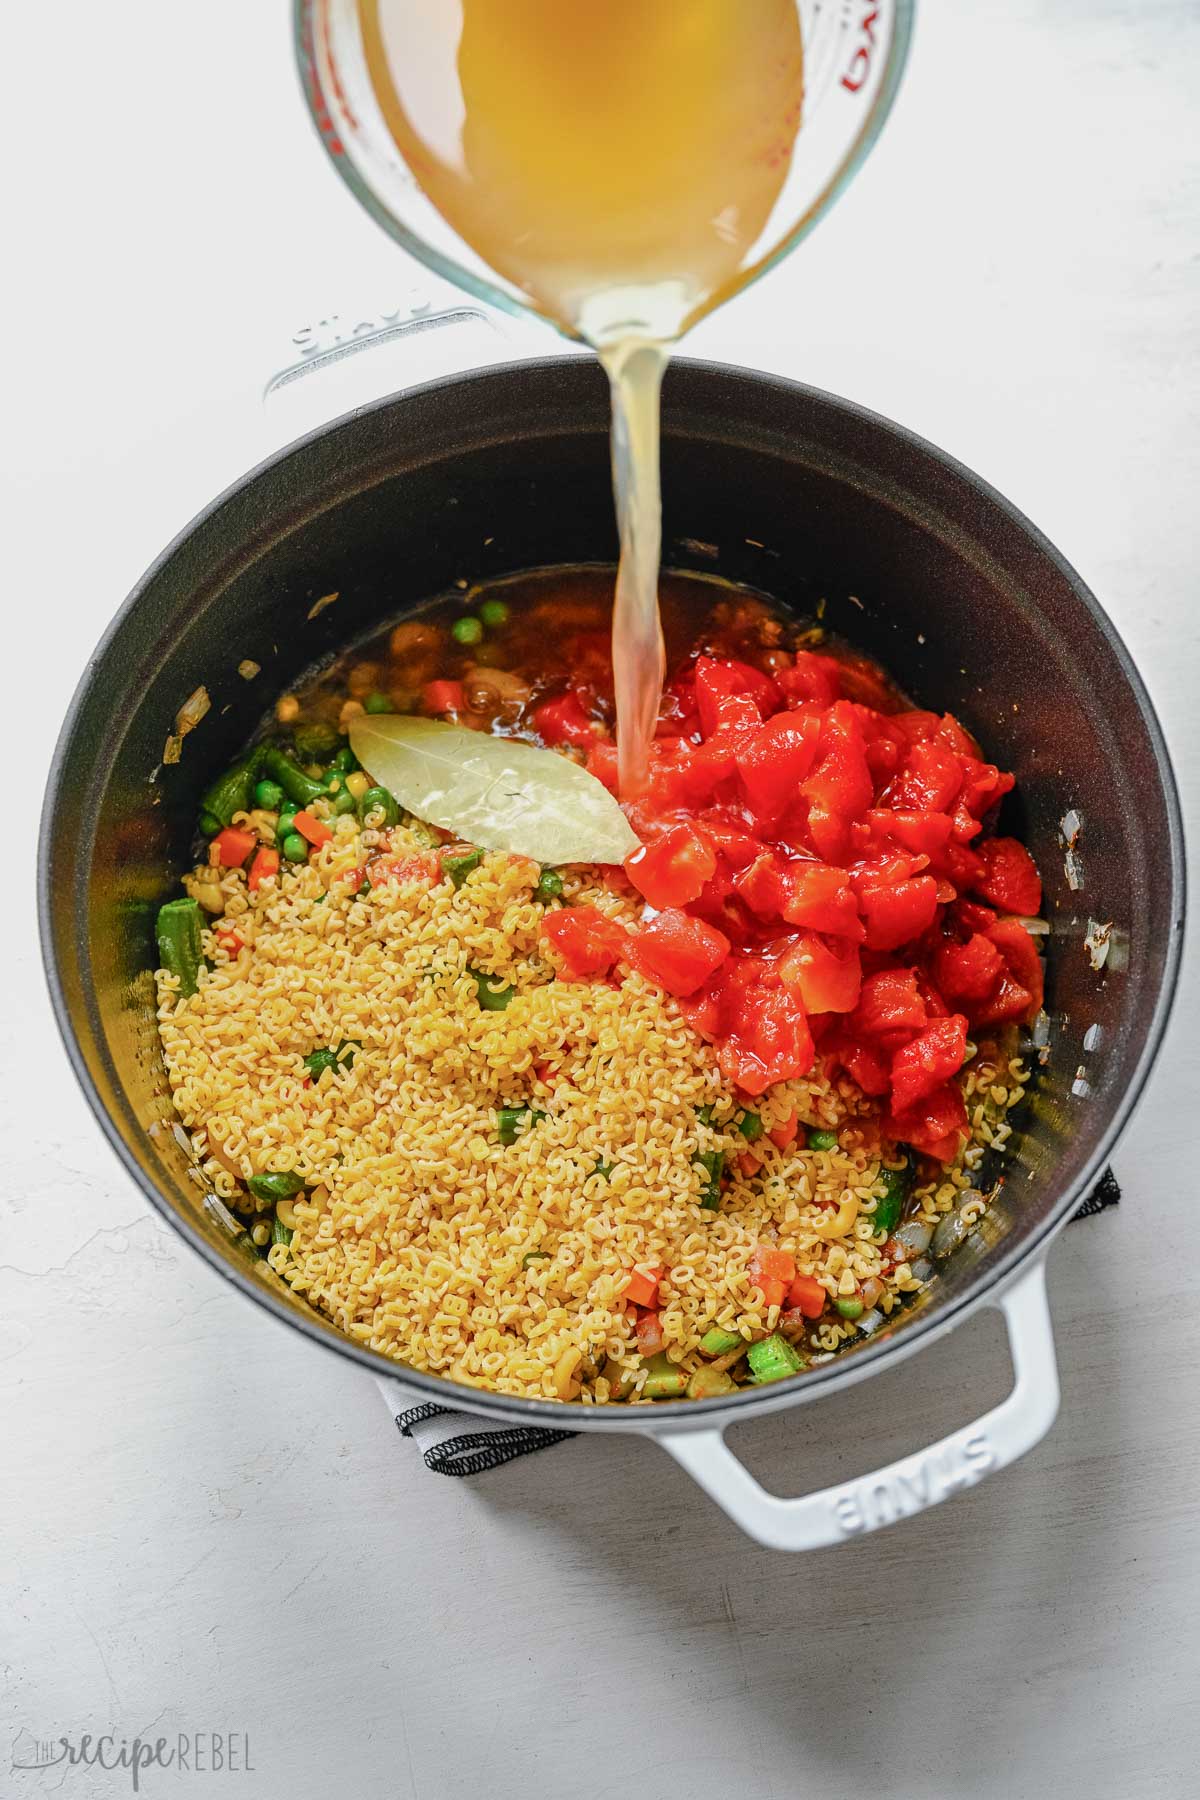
893;1220;933;1257
856;1308;884;1335
911;1258;934;1283
932;1209;971;1260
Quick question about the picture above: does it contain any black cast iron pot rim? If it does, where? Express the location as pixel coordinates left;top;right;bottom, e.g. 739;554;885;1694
38;355;1187;1433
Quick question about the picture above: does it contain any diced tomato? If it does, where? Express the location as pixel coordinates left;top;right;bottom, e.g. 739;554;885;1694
748;1245;797;1309
933;931;1004;1004
803;702;874;819
694;657;782;737
951;898;998;936
973;837;1043;916
247;847;280;890
786;1273;827;1318
768;1108;799;1149
936;713;982;758
366;853;437;886
534;689;603;749
890;1014;969;1115
211;826;256;867
293;809;333;848
719;986;815;1096
780;932;862;1015
776;650;842;709
625;822;716;908
853;969;929;1038
867;809;954;857
586;741;620;793
623;1264;664;1308
892;710;942;744
971;917;1044;1026
858;876;940;951
804;802;852;865
780;861;863;939
635;1311;665;1356
887;740;964;813
542;905;628;978
423;679;465;714
958;758;1015;818
626;909;729;997
887;1081;969;1163
736;711;821;822
215;928;244;955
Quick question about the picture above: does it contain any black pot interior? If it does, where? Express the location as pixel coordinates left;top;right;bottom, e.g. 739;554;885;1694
42;358;1184;1414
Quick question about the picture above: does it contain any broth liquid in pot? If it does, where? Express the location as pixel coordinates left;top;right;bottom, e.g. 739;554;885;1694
357;0;805;788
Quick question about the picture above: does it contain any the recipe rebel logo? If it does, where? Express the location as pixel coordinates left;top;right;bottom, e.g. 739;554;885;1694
10;1726;254;1791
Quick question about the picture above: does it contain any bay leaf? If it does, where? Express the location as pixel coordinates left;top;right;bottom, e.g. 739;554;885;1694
349;714;640;866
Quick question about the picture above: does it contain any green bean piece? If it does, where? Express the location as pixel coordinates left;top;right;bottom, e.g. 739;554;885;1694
496;1105;546;1145
478;598;509;628
199;752;261;831
303;1048;339;1079
696;1103;718;1126
807;1128;839;1152
280;831;309;863
155;898;205;998
199;809;222;838
746;1333;805;1384
359;785;400;828
247;1172;305;1203
699;1326;743;1358
260;745;325;808
364;692;394;714
330;745;359;773
442;847;482;889
835;1297;864;1320
593;1158;615;1182
471;967;515;1011
693;1148;724;1211
292;722;341;761
873;1156;913;1238
271;1216;293;1248
521;1251;551;1268
452;615;484;646
604;1365;639;1402
737;1112;763;1141
534;868;564;903
253;777;285;812
641;1352;688;1400
687;1366;737;1400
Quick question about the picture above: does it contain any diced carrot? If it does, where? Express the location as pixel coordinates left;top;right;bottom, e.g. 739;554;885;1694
423;679;465;714
247;847;280;890
212;826;256;867
737;1149;763;1178
216;928;244;956
748;1245;797;1310
786;1273;827;1318
293;809;333;847
623;1264;665;1308
768;1108;799;1149
533;1060;559;1086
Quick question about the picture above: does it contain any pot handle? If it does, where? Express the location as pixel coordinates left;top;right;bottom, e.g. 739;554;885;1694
655;1255;1059;1551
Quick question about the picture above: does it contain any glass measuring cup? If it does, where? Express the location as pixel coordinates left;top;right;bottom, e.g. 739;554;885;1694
295;1;915;345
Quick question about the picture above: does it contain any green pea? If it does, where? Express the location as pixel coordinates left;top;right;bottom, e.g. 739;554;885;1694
452;615;484;646
254;778;285;811
441;847;482;889
737;1112;763;1141
835;1297;864;1320
808;1129;839;1152
280;832;309;862
364;692;394;714
471;968;516;1011
276;808;296;838
198;810;222;839
359;786;400;827
322;771;343;793
331;746;359;773
333;789;357;815
534;868;564;903
478;598;509;628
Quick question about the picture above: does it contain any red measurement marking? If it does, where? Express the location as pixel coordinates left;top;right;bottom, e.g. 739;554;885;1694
841;5;881;94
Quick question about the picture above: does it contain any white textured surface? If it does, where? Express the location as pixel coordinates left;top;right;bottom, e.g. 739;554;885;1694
4;2;1198;1797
